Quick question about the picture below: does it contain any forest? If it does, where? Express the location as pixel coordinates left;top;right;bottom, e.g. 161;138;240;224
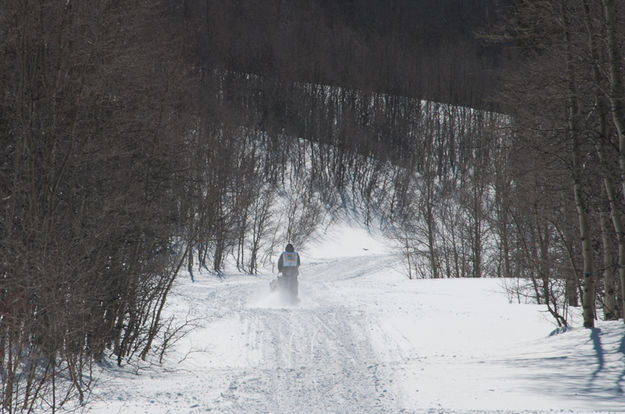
1;0;624;411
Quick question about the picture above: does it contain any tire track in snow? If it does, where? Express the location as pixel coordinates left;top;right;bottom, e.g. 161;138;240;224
210;263;399;413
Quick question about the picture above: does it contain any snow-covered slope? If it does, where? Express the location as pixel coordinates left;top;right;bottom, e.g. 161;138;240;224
82;223;625;413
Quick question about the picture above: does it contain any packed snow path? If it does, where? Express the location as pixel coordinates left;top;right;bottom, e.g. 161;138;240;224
84;227;625;413
213;258;399;413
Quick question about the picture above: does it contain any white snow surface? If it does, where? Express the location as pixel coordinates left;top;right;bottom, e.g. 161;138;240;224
81;223;625;414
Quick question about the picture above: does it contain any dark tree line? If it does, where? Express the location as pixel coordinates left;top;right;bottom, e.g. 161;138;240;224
0;0;195;411
189;0;512;110
492;0;625;329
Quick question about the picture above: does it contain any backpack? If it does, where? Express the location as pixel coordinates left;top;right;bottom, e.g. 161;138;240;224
281;252;299;267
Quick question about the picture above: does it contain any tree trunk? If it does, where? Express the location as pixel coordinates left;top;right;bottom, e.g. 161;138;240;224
599;207;618;319
571;129;595;327
563;0;595;328
601;0;625;320
582;0;624;320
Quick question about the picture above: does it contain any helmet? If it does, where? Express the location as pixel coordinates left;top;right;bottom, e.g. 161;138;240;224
285;243;294;252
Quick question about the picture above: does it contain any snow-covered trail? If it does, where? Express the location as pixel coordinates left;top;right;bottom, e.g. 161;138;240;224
85;251;402;414
180;252;403;413
182;259;392;412
83;225;625;413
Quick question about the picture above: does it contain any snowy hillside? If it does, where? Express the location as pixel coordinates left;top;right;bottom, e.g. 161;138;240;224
81;222;625;413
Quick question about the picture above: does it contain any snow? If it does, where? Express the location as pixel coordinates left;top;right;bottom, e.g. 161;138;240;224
80;221;625;414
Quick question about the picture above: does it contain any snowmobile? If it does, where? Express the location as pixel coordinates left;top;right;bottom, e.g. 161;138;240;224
270;272;299;304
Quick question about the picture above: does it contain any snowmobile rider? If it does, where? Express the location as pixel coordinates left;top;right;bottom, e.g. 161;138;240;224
277;243;301;300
